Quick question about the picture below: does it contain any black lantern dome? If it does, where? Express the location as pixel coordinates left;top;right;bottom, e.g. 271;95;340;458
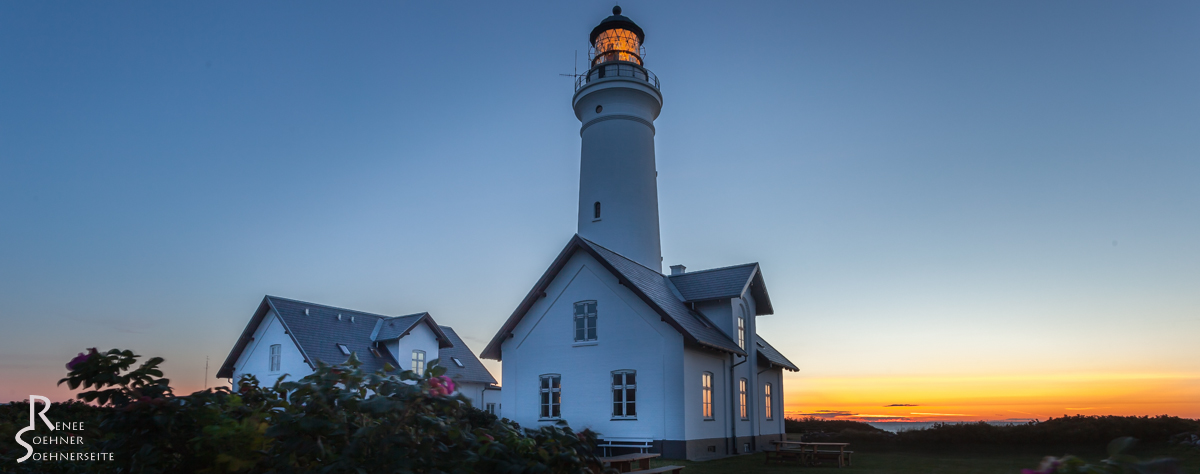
589;6;645;67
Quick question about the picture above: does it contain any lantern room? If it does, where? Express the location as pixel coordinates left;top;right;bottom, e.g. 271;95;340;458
589;6;646;67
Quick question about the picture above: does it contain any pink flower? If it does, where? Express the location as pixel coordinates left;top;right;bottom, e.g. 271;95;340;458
427;376;456;397
65;348;98;371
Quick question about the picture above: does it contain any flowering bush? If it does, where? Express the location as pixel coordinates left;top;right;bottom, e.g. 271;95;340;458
1020;437;1180;474
0;348;605;474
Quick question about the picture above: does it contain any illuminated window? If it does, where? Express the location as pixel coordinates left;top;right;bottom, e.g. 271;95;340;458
702;372;714;420
612;370;637;419
411;350;426;376
593;28;642;66
574;301;597;342
739;378;748;420
540;374;561;419
269;344;281;372
594;201;601;219
765;383;773;420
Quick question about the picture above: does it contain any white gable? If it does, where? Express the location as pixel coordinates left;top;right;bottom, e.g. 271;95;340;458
231;309;311;385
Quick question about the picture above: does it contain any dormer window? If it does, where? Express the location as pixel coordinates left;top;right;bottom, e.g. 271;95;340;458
412;350;426;376
336;343;351;356
594;201;601;219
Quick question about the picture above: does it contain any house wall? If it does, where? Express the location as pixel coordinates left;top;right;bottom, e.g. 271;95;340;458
386;322;440;375
756;365;785;450
456;381;487;409
482;387;503;417
681;347;730;460
231;309;313;385
499;250;685;443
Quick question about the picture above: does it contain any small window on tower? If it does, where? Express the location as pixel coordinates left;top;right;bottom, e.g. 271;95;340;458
594;202;601;219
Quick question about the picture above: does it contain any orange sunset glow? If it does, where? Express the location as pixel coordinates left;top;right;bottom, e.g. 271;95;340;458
781;371;1200;423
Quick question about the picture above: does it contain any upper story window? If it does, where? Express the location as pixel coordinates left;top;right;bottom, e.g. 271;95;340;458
764;382;773;420
451;357;465;368
540;374;562;419
737;315;745;350
594;201;601;219
486;403;496;415
701;372;714;420
739;378;748;420
269;344;281;372
574;301;598;342
612;370;637;419
337;343;352;356
412;350;426;376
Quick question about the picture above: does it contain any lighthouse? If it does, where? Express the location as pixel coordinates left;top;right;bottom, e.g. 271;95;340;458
573;6;664;272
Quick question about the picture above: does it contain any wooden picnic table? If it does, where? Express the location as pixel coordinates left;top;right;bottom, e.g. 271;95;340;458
598;452;661;473
768;441;852;467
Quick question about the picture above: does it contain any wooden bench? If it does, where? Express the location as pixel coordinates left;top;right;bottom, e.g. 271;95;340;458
597;437;653;456
628;466;684;474
814;449;854;467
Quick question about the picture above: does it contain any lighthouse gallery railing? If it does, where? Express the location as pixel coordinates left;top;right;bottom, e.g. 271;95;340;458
575;63;659;92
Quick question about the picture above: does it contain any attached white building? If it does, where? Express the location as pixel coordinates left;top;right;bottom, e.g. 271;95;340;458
482;7;798;461
218;296;500;412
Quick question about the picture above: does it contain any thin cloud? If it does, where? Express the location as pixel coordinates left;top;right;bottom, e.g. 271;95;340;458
799;410;855;419
884;404;918;407
910;412;970;417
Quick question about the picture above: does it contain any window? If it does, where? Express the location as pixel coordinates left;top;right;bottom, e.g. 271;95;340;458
612;370;637;418
739;378;748;420
594;201;601;219
486;403;496;415
451;357;465;368
540;375;561;419
336;343;351;356
701;372;714;420
411;350;426;376
764;382;773;420
574;301;597;342
269;344;281;372
737;315;745;349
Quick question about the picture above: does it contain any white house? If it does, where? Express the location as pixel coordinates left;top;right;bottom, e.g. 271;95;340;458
481;8;798;461
217;295;501;413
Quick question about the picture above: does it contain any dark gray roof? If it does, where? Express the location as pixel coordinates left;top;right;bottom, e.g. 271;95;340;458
218;296;486;382
669;263;774;315
482;235;747;360
756;337;799;372
436;326;497;385
371;312;454;348
581;238;746;356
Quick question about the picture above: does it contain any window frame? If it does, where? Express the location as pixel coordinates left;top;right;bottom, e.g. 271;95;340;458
594;201;601;219
764;382;773;420
737;314;745;349
701;371;714;420
411;350;426;376
573;301;598;342
486;403;496;415
451;356;465;368
611;370;637;419
739;378;748;420
269;344;281;372
539;374;562;420
336;343;351;356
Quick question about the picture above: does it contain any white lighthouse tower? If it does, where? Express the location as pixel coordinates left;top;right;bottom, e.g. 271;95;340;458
573;6;664;272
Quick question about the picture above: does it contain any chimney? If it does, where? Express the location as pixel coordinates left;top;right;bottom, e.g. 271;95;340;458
670;264;686;276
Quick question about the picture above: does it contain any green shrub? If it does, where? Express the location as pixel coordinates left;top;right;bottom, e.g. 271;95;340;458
0;348;604;474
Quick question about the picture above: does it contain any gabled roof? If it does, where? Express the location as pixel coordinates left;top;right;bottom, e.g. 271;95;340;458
669;263;774;315
217;296;453;379
481;235;747;360
438;326;497;385
756;337;799;372
372;312;454;348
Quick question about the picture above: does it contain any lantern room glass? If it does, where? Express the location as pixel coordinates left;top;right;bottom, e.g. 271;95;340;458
592;28;642;66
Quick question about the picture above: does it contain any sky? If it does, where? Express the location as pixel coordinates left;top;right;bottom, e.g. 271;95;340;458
1;1;1197;423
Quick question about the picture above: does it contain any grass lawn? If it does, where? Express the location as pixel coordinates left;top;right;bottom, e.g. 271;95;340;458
644;446;1200;474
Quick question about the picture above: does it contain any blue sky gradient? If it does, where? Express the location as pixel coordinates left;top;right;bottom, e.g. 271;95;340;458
2;1;1197;417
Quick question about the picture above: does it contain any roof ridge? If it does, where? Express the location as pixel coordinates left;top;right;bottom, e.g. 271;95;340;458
579;236;664;276
667;261;759;277
266;295;422;321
